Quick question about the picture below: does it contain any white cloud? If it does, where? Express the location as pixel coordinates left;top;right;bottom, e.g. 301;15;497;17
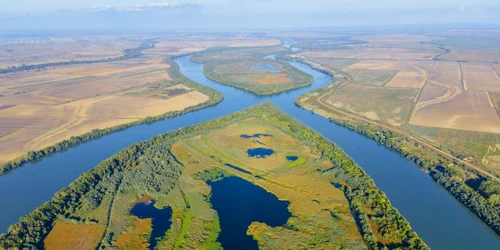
90;2;190;12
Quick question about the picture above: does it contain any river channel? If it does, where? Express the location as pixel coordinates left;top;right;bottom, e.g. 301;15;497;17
0;46;498;249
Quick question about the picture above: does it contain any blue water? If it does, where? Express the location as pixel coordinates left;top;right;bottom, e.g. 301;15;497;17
249;63;280;73
240;133;272;139
130;201;172;250
247;148;274;158
208;176;290;250
0;48;498;249
286;156;298;161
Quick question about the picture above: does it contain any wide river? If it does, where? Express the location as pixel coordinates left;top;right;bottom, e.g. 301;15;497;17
0;53;499;249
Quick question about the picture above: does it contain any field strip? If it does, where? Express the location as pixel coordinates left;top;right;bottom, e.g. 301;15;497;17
406;61;436;124
413;81;462;111
313;66;500;182
490;63;500;81
8;75;96;90
96;178;123;249
458;61;468;90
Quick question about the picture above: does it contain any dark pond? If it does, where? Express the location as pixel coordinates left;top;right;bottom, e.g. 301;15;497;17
240;133;272;139
130;201;172;250
249;64;280;73
247;148;274;158
286;156;298;161
208;176;291;250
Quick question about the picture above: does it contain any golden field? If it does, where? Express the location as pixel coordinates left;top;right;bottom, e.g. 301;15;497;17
0;56;208;164
294;32;500;174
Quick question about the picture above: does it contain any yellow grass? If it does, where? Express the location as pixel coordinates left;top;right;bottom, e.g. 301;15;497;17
116;218;152;250
44;220;105;250
251;74;293;85
171;117;362;246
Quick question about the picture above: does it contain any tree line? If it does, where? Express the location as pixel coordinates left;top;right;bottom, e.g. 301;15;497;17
0;41;156;75
0;58;223;176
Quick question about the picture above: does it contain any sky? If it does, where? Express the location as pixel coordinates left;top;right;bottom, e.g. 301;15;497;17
1;0;500;30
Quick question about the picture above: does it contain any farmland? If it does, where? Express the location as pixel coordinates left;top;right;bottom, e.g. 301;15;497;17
0;57;209;164
293;32;500;176
0;33;282;166
1;103;427;249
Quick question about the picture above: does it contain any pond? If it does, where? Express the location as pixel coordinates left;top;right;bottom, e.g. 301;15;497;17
240;133;272;139
207;176;291;250
249;63;280;73
247;148;274;158
286;155;298;161
130;200;173;250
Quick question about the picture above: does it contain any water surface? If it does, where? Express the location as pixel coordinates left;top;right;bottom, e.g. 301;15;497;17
130;201;172;250
208;176;291;250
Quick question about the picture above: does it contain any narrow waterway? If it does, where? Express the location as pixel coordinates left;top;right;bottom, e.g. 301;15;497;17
0;51;498;249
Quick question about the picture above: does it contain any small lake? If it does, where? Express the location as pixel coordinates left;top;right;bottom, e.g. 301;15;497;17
286;156;298;161
249;64;280;73
130;201;173;250
240;133;272;139
247;148;274;158
208;176;291;250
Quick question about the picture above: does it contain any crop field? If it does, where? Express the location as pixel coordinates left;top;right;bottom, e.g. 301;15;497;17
0;36;138;68
324;84;418;126
410;61;500;133
0;53;210;164
143;35;281;57
294;32;500;175
461;63;500;91
298;47;438;61
411;90;500;133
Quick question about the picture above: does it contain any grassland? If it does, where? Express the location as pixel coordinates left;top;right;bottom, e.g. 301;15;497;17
192;47;313;95
44;220;106;250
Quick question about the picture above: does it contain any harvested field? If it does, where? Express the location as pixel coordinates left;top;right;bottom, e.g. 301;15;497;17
44;220;105;250
298;47;437;61
0;36;136;68
385;61;434;88
0;91;209;163
349;69;398;86
410;90;500;133
324;84;418;126
461;63;500;91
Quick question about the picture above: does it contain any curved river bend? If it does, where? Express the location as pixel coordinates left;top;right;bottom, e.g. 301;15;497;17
0;54;498;249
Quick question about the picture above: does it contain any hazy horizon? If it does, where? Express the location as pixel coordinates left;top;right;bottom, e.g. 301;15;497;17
2;0;500;31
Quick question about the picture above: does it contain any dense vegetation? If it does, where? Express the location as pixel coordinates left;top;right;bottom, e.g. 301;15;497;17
294;59;500;236
0;103;427;249
0;58;223;176
0;41;157;74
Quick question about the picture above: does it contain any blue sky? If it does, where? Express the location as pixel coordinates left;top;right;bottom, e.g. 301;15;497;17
2;0;500;30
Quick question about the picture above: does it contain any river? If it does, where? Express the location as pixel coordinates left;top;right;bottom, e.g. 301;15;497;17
0;49;498;249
